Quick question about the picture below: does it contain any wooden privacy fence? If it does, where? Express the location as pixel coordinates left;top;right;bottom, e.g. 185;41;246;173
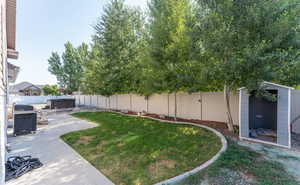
74;92;240;125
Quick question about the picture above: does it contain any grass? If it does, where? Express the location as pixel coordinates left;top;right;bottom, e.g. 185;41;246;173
174;139;299;185
61;112;222;185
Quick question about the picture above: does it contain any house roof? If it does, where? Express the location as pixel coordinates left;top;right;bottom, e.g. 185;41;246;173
238;81;294;91
10;82;42;92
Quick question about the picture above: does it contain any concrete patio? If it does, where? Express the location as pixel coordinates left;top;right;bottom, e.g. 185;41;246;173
6;112;114;185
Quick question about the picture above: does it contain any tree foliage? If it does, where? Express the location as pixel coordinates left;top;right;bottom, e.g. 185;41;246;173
47;0;300;131
193;0;300;129
43;85;61;96
195;0;300;91
48;42;89;94
87;0;147;96
147;0;195;93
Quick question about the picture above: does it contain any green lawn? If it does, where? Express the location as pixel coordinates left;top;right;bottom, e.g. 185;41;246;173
61;112;222;185
174;140;299;185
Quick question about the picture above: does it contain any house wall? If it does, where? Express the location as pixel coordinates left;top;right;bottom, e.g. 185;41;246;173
0;0;8;183
75;92;240;125
239;84;291;148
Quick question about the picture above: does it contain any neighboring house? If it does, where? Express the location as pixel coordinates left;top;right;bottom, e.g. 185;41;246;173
0;0;18;184
10;82;44;96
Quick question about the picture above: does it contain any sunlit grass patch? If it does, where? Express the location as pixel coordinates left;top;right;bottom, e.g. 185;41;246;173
61;112;222;185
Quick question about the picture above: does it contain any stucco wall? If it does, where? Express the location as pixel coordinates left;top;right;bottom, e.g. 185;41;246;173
75;92;240;125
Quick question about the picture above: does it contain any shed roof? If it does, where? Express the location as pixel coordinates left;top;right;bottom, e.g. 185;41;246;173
238;81;294;91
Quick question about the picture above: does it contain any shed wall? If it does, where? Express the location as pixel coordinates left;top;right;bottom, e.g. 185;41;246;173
239;84;291;147
291;90;300;133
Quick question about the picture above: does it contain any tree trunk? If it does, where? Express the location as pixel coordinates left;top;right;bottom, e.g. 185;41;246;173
174;92;177;121
224;85;234;132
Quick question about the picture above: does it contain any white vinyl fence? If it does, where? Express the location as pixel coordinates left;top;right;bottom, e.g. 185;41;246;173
74;92;240;125
9;95;74;105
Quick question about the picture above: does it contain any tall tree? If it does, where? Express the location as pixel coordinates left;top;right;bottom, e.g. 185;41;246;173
43;85;61;96
148;0;194;119
48;42;89;94
91;0;146;96
48;52;66;88
195;0;300;131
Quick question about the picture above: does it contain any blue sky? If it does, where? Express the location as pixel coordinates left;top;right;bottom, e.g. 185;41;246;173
10;0;148;85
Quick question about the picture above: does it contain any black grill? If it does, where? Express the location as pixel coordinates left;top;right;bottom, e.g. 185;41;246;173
13;105;37;136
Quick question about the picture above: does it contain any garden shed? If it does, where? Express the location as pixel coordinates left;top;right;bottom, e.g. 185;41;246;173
239;81;300;148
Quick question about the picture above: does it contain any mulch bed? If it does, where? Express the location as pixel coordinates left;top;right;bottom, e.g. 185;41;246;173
112;109;239;138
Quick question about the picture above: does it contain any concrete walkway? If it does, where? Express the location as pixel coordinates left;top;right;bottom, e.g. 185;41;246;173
6;112;114;185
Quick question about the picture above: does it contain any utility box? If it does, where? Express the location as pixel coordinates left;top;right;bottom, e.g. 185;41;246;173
13;111;37;136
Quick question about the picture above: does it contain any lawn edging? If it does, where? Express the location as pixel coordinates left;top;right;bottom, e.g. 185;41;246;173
114;111;228;185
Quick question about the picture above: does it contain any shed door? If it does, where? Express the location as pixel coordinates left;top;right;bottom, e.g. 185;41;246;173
249;90;277;130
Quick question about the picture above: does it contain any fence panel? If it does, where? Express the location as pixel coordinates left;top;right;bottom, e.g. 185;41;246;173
75;92;240;124
177;93;202;120
131;94;147;113
110;95;118;110
148;94;169;116
201;92;239;125
117;94;131;110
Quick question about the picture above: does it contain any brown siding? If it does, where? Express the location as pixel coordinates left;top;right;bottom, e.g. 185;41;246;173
6;0;16;50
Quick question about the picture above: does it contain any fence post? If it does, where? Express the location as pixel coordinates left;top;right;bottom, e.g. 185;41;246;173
200;92;203;120
146;96;149;113
90;95;92;107
167;94;170;117
97;95;99;108
130;94;132;111
116;95;118;110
